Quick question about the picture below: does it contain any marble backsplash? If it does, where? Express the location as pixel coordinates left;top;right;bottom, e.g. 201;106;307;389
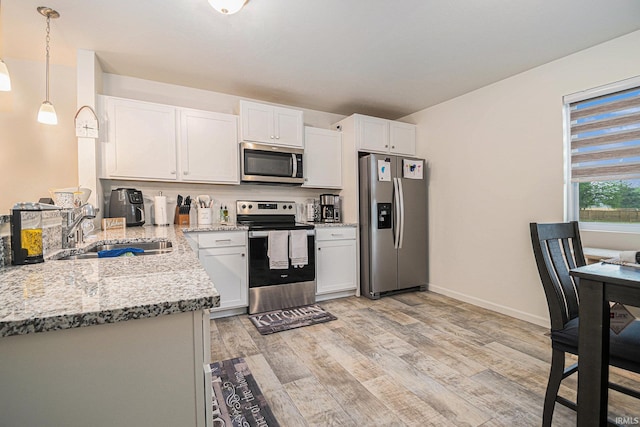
0;211;64;268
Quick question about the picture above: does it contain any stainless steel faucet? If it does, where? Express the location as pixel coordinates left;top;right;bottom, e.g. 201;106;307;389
62;204;96;248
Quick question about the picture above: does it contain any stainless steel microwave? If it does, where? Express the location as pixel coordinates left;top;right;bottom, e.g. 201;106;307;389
240;142;304;184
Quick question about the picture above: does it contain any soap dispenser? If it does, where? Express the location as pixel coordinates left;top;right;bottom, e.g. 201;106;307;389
11;203;45;265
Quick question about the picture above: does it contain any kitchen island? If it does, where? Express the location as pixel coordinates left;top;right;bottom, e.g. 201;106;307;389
0;225;218;427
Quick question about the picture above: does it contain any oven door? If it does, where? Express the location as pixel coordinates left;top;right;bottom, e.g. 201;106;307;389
247;230;315;287
241;142;304;184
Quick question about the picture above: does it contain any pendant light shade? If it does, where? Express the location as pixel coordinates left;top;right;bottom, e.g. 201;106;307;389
0;58;10;91
37;101;58;125
208;0;246;15
36;7;59;125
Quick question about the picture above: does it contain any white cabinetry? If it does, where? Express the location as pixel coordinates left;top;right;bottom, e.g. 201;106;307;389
101;96;239;184
103;97;178;180
315;227;357;298
180;109;238;183
193;231;248;316
389;121;417;156
239;100;304;148
336;113;416;156
303;126;342;189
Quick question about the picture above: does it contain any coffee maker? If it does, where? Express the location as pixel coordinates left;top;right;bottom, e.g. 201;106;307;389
320;194;340;223
109;188;145;226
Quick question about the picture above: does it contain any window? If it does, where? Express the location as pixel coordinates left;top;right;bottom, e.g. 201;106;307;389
565;76;640;231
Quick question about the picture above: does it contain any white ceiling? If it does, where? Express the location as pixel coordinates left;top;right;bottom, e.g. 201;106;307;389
3;0;640;119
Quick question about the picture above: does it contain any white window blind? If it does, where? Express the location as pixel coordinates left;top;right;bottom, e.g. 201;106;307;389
569;86;640;182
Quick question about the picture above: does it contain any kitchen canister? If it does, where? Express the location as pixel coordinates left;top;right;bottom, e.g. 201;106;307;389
197;206;213;226
153;193;169;226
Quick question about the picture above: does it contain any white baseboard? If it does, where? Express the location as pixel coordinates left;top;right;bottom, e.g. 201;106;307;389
428;284;550;328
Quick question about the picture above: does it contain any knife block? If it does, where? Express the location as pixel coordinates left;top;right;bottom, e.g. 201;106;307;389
174;206;189;226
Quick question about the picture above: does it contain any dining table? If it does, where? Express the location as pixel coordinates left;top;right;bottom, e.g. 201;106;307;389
570;262;640;426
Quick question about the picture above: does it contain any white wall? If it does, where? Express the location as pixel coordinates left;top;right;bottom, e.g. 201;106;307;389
101;74;345;129
0;59;78;213
404;30;640;327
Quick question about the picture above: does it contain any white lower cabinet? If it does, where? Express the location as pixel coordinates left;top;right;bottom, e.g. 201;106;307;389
191;231;248;315
315;227;357;296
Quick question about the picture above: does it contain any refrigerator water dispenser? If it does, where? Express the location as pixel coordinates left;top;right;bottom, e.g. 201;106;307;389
377;203;392;229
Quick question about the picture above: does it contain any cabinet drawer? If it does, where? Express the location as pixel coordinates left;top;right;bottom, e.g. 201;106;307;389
316;227;357;241
197;231;247;248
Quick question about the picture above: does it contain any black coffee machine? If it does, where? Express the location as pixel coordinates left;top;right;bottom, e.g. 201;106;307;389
320;194;339;223
109;188;145;226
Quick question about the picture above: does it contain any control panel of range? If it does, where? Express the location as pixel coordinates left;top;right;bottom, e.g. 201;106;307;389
236;200;297;215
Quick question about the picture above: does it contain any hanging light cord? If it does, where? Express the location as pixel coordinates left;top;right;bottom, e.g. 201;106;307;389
44;13;51;102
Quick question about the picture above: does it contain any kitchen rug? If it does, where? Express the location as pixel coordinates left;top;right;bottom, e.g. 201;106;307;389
249;304;337;335
209;357;280;427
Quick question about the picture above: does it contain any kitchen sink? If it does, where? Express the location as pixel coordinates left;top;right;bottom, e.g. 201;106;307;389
55;241;173;260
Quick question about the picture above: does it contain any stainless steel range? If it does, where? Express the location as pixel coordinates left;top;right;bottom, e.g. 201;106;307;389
236;200;316;314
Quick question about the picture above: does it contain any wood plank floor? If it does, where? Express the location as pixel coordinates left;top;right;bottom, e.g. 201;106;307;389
210;291;640;426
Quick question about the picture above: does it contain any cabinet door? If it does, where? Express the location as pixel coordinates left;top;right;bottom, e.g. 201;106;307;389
357;115;390;153
180;109;239;183
316;238;357;295
303;127;342;188
199;247;248;311
104;97;177;180
273;106;304;147
240;100;274;143
390;121;416;156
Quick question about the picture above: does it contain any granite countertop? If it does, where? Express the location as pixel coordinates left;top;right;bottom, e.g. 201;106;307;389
0;225;219;338
312;222;358;228
182;223;248;232
182;222;356;231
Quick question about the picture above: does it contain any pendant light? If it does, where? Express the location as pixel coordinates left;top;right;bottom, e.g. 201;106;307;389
0;58;10;92
37;6;59;125
208;0;247;15
0;0;11;91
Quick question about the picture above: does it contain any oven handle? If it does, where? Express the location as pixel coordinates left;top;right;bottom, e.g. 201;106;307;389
249;229;315;238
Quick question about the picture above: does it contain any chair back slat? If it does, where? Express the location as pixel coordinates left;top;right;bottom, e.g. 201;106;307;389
530;222;585;330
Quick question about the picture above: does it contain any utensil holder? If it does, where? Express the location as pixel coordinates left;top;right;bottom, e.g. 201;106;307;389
197;207;212;226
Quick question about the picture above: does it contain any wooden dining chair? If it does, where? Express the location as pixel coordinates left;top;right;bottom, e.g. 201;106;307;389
530;221;640;426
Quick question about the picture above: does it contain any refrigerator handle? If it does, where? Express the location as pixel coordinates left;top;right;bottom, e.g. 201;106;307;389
393;177;401;249
398;177;405;249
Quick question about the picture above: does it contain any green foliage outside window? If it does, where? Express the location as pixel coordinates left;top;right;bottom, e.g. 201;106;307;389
579;181;640;223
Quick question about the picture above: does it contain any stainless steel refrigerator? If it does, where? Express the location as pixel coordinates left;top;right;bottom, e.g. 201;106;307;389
359;153;428;299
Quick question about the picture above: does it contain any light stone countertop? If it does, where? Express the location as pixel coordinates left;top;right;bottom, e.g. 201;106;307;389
182;223;248;232
312;222;358;228
0;225;218;338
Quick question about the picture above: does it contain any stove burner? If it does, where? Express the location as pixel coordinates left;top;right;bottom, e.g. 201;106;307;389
236;200;313;231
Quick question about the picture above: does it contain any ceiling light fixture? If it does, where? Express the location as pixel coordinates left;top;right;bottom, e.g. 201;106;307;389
37;6;60;125
208;0;247;15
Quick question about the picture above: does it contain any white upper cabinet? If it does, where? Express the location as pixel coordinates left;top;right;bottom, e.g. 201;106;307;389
180;109;238;183
100;96;239;184
239;100;304;148
389;121;417;156
337;113;416;156
104;97;178;180
357;115;390;153
303;127;342;189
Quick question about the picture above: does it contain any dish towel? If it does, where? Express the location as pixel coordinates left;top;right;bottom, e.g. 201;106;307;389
289;230;308;268
267;231;289;269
